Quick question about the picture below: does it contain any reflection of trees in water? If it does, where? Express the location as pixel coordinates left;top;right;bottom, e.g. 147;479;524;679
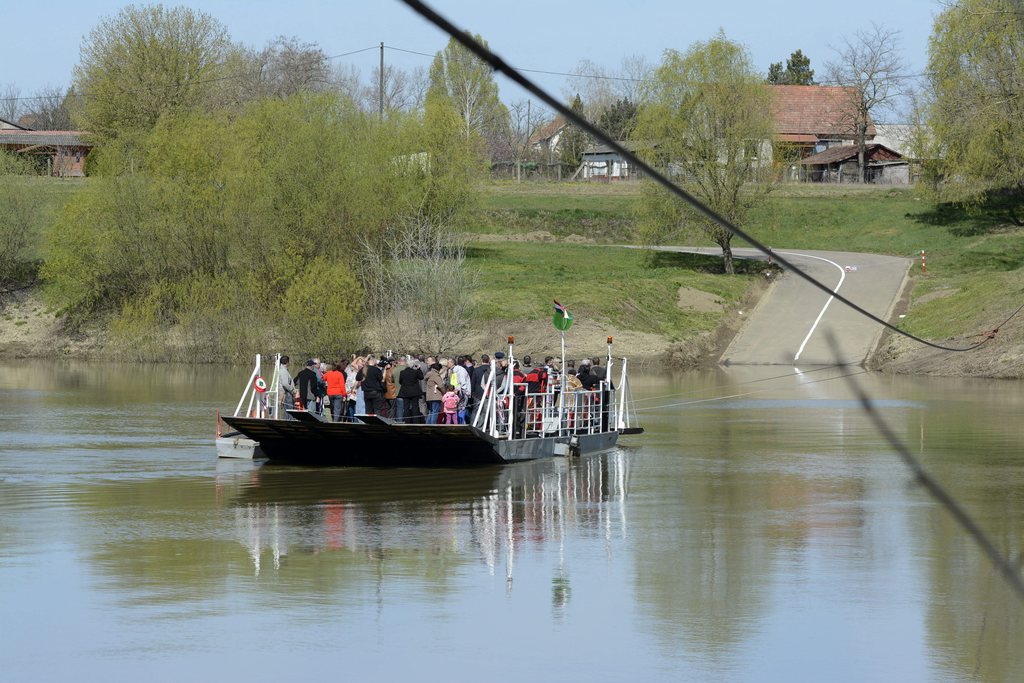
631;413;868;662
919;491;1024;682
1;358;245;407
71;452;632;609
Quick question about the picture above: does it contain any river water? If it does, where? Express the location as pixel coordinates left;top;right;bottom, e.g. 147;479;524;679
1;360;1022;682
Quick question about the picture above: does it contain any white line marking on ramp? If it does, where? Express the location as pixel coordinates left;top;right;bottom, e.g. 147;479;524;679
776;250;846;362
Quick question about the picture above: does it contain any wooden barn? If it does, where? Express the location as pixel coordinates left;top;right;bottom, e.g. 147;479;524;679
799;143;909;184
0;127;92;177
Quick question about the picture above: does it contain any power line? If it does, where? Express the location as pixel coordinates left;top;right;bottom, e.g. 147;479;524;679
385;45;435;58
0;39;932;106
397;0;1015;355
328;45;379;60
399;0;1024;607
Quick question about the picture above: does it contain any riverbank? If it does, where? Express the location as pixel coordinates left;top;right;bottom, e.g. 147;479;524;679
0;246;770;368
474;181;1024;378
2;179;1023;376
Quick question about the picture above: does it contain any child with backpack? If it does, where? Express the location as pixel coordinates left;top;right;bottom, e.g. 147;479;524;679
441;386;460;425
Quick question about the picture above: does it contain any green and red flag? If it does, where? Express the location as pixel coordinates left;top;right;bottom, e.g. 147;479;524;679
552;299;573;331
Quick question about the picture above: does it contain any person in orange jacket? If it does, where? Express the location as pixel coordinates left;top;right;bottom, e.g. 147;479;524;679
323;361;347;422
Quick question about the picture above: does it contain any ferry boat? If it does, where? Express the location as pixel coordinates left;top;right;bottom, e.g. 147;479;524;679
218;336;643;466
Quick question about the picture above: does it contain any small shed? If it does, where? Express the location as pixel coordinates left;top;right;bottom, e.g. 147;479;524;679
799;143;909;184
0;129;92;177
580;140;654;181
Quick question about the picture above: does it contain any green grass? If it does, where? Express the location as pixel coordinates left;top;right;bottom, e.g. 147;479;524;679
482;180;639;212
474;181;1024;345
473;181;638;241
0;176;87;261
468;242;755;341
10;176;1023;356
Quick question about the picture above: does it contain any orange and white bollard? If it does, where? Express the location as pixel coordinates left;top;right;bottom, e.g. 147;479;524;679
921;250;927;273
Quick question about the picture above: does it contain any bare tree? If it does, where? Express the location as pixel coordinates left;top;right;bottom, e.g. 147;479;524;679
364;64;428;113
253;36;333;98
617;54;652;102
331;63;364;104
565;54;651;122
493;99;539;181
827;23;906;183
0;83;21;123
23;87;74;130
565;59;616;122
359;220;477;354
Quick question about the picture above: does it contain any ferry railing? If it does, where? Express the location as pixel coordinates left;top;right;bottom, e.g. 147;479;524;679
615;358;638;431
386;353;637;439
483;381;619;440
556;384;615;436
234;353;280;419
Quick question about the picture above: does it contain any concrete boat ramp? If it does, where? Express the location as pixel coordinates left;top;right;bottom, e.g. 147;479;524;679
660;246;911;367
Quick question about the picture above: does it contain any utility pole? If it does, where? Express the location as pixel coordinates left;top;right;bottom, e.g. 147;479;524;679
379;42;385;121
526;99;531;182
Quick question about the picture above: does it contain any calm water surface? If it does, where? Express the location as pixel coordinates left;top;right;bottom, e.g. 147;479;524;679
1;360;1023;682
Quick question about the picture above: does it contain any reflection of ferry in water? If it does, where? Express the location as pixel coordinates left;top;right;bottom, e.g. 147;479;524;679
216;452;632;579
220;336;643;466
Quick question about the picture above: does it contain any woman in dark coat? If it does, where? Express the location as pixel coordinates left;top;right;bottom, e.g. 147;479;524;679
397;359;424;423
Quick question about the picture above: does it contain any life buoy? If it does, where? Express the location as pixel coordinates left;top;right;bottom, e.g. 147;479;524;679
254;376;268;393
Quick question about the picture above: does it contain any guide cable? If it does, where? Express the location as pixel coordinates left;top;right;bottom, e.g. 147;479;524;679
397;0;1020;355
397;0;1024;603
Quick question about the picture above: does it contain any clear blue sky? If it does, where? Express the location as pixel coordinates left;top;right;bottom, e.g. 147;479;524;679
2;0;939;119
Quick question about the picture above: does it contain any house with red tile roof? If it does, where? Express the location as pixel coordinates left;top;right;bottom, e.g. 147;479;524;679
771;84;875;158
544;85;887;182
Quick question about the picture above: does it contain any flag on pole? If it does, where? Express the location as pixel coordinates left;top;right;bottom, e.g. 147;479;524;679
552;299;573;331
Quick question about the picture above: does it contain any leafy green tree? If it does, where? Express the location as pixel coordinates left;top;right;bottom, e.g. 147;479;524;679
281;257;362;357
598;97;639;141
927;0;1024;213
427;34;508;152
0;152;46;288
559;94;590;174
44;93;479;360
72;4;232;141
636;32;775;274
767;49;815;85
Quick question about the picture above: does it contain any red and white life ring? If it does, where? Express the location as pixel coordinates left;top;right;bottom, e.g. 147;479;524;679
254;376;268;393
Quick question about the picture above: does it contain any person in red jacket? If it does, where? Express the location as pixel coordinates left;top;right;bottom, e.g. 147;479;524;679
323;362;347;422
511;361;528;437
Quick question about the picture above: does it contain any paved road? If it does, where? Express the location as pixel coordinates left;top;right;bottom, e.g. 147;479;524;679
660;246;911;367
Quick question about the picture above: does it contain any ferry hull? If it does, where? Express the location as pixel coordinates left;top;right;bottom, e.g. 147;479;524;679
220;413;619;467
215;433;265;460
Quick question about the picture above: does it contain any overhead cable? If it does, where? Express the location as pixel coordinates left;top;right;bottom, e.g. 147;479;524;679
397;0;1011;355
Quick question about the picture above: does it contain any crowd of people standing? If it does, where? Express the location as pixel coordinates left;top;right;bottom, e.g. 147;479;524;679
275;350;611;425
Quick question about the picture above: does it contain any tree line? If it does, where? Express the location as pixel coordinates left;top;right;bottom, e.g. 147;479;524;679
2;1;1022;358
4;5;488;361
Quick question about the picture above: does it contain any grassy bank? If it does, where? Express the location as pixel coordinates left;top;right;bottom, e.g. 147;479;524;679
3;177;1023;374
468;241;759;339
475;181;1024;375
